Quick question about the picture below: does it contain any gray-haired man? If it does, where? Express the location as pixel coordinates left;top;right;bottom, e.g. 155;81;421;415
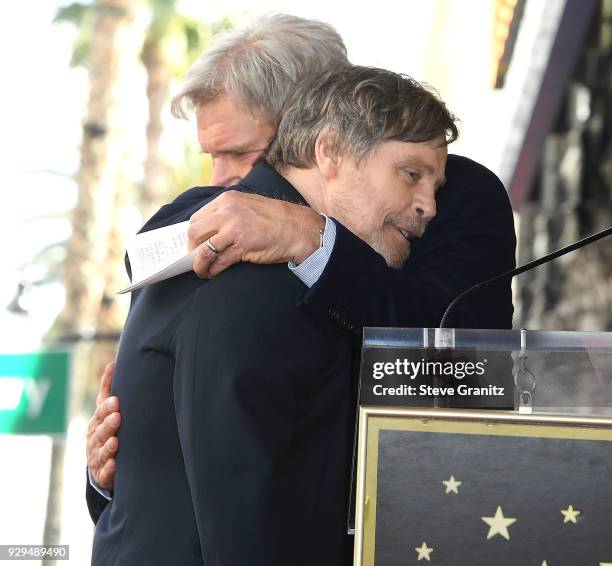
87;12;515;525
87;13;350;511
91;64;454;566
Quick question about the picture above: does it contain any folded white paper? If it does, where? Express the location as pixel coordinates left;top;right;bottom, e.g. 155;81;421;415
118;221;194;294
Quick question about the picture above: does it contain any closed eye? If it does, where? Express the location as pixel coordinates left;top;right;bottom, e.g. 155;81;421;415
404;170;420;182
199;148;266;158
220;148;267;159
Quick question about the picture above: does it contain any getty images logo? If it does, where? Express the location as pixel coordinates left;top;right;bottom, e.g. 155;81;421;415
372;358;487;380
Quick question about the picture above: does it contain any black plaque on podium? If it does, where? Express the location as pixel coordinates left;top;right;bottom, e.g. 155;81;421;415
352;328;612;565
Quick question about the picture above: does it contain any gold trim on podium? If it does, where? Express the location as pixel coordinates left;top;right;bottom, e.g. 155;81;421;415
352;407;612;566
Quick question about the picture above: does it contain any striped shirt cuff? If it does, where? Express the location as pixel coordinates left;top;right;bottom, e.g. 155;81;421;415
288;215;336;288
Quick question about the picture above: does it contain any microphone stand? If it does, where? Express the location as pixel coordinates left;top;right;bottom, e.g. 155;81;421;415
439;226;612;329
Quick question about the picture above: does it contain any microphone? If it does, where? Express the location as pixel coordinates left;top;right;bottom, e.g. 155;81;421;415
439;226;612;328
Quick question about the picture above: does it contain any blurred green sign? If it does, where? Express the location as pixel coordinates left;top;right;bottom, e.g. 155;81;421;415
0;351;70;434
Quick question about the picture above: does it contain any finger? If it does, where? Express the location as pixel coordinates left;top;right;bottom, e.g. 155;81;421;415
186;219;217;251
189;198;220;223
87;410;118;469
188;192;242;249
96;435;119;469
87;395;119;437
206;230;235;254
192;243;220;279
93;411;121;448
207;245;243;278
189;189;240;223
95;457;117;492
95;361;115;406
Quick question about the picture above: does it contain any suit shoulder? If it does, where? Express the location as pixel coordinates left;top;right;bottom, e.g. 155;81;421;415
140;186;224;233
446;154;504;189
192;263;304;321
181;263;347;369
170;185;222;204
445;154;511;205
191;263;344;339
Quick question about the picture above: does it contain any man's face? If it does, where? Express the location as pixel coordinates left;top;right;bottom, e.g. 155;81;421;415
196;95;276;187
328;137;447;268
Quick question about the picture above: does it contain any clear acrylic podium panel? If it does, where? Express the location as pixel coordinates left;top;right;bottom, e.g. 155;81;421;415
362;328;612;415
353;329;612;566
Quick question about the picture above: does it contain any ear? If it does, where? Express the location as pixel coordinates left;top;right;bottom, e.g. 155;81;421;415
314;128;342;180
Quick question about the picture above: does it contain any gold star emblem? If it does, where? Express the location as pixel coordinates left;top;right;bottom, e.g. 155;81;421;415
560;504;580;524
442;475;462;494
481;506;517;540
415;541;433;561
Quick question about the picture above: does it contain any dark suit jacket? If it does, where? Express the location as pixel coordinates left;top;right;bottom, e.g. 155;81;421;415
87;155;516;525
301;154;516;331
91;165;358;566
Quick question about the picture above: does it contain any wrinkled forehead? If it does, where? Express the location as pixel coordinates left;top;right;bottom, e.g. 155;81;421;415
392;137;447;165
363;137;447;168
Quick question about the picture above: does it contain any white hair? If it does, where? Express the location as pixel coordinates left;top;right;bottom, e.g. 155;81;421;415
170;13;349;122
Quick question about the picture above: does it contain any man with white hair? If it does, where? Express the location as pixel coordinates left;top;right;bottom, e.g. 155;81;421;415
86;12;351;519
91;63;455;566
86;13;515;528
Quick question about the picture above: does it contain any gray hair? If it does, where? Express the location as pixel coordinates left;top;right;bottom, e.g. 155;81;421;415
170;13;349;122
267;65;459;169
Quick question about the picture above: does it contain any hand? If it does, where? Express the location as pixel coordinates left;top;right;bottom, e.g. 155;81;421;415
188;190;325;279
86;361;121;492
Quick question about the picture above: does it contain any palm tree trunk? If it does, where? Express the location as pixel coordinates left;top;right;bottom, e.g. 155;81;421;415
45;0;145;555
90;34;174;404
54;0;143;338
140;36;172;219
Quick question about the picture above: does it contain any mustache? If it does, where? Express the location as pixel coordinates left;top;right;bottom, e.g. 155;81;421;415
411;217;428;238
390;215;429;239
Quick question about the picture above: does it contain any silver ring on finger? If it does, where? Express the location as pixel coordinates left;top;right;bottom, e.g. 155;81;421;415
205;237;221;254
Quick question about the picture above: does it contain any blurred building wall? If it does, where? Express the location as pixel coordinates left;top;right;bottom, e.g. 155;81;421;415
421;0;611;331
516;1;612;331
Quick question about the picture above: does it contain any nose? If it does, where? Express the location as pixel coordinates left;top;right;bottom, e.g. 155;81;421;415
412;183;437;222
209;159;245;188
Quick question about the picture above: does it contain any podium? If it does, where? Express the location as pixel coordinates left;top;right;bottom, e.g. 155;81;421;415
352;328;612;565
